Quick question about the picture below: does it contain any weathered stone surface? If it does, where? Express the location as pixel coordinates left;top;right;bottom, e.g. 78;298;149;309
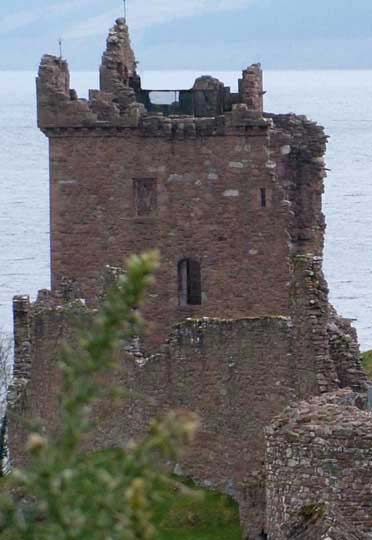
8;17;371;540
285;506;365;540
99;18;139;94
266;389;372;540
10;302;294;537
239;64;264;113
192;76;225;117
327;307;368;392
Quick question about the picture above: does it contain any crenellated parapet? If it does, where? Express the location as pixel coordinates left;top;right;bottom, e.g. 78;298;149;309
99;17;140;94
36;55;97;128
239;63;264;113
36;18;270;134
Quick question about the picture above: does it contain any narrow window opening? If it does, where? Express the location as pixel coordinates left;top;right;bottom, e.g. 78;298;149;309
260;188;267;208
133;178;157;216
178;259;202;306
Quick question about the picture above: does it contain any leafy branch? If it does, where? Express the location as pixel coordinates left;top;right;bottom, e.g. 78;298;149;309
0;252;199;540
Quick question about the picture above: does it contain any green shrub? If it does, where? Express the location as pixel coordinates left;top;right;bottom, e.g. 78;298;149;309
153;477;241;540
0;252;200;540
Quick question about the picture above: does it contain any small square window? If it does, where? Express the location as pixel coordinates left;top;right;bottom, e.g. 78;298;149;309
133;178;157;216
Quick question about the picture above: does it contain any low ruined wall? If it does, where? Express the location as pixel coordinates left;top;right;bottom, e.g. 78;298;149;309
9;294;301;539
8;255;367;539
265;389;372;540
108;316;295;540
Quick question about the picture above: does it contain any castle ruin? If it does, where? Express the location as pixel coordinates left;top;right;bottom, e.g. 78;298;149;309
7;18;372;539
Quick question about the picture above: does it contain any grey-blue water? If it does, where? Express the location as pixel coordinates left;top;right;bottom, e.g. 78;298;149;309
1;69;372;353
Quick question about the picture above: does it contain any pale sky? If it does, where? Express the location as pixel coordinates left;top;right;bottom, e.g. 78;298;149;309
1;0;372;70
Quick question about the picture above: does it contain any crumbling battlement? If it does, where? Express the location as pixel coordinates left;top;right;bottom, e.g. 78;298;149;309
99;17;139;93
266;389;372;540
37;19;330;330
37;18;265;131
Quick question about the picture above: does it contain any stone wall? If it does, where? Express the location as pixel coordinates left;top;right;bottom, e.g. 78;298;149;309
265;389;372;540
327;308;368;392
9;294;294;538
8;250;366;539
99;18;139;93
49;126;294;350
290;255;339;396
35;20;329;355
13;16;371;540
239;64;264;113
285;506;365;540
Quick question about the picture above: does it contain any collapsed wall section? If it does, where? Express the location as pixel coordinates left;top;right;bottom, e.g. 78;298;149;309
327;308;367;392
36;19;265;131
8;293;295;539
268;114;328;256
265;389;372;540
290;255;339;396
99;18;139;93
9;259;367;538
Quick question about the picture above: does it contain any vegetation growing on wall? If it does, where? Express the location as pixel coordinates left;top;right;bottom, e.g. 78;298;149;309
362;350;372;378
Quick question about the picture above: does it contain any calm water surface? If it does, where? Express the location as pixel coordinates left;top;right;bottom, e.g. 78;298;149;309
1;70;372;349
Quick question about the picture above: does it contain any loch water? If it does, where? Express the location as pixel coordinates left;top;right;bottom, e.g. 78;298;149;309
1;69;372;350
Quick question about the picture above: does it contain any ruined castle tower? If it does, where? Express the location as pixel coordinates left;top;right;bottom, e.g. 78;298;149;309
9;19;369;540
36;19;327;349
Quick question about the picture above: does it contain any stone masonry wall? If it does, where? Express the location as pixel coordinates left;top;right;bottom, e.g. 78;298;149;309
8;247;363;539
49;128;293;351
265;389;372;540
327;308;368;392
239;64;264;113
285;506;365;540
9;297;295;539
99;18;138;93
268;114;327;256
289;255;340;396
36;20;328;355
12;17;370;540
44;109;328;355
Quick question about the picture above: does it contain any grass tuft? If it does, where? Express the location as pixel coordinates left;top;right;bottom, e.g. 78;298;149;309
362;350;372;379
154;477;242;540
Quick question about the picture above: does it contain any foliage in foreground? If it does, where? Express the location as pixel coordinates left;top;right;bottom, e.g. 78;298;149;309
0;252;200;540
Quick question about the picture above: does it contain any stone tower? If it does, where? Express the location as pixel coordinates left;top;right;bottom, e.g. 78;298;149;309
8;19;369;540
36;19;327;350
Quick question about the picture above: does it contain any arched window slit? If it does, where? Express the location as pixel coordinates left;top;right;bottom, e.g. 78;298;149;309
178;259;202;306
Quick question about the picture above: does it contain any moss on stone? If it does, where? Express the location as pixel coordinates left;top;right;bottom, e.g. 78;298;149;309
300;503;326;522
